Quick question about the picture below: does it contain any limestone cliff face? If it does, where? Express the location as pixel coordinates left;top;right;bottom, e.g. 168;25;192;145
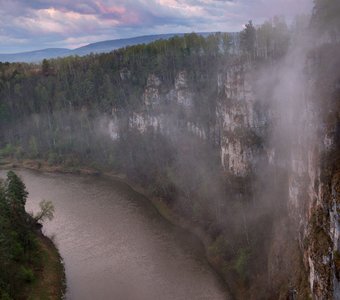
143;74;162;107
215;56;338;299
123;65;263;177
216;63;263;177
300;132;340;300
173;71;193;108
125;71;204;139
111;58;339;298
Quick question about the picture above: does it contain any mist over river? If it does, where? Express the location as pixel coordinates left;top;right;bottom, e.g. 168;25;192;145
1;169;228;300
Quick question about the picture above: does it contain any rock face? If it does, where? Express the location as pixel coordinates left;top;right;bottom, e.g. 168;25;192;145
174;71;193;108
143;74;162;106
216;63;261;176
110;52;339;298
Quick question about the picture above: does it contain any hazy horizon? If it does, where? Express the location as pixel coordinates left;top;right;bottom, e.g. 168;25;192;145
0;31;218;54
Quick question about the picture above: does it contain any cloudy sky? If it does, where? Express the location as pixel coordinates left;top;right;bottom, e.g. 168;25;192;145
0;0;312;53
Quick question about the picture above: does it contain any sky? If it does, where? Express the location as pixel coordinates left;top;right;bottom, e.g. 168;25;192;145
0;0;312;53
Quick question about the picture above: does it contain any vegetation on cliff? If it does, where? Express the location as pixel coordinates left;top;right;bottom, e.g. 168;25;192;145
0;171;64;300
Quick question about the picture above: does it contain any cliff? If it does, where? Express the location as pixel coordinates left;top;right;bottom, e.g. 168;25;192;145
109;43;339;298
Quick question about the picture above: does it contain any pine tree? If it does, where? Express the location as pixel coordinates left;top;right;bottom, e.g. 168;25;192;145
5;171;28;211
42;59;50;76
5;171;30;238
240;21;256;58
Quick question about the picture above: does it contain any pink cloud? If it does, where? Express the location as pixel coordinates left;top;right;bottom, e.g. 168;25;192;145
95;1;126;15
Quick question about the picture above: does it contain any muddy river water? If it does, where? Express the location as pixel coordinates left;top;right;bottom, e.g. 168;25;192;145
1;169;228;300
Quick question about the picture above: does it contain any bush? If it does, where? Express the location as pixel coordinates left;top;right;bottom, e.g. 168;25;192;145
19;267;35;283
234;248;250;281
14;146;23;159
11;242;24;261
0;144;15;157
0;292;13;300
47;152;59;165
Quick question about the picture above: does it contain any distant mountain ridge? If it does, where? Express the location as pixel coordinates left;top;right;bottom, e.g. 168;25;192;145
0;33;215;63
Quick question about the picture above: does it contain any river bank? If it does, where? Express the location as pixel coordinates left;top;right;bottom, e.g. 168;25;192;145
0;158;234;298
27;231;66;300
0;165;65;300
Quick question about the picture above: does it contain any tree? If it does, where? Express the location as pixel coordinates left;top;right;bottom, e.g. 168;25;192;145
312;0;340;41
42;59;50;76
240;20;256;58
5;171;29;247
28;136;39;158
5;171;28;214
256;17;290;59
0;173;56;298
33;200;55;223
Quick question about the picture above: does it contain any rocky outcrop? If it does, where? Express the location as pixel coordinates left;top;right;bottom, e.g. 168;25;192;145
174;71;193;108
216;63;263;176
143;74;162;106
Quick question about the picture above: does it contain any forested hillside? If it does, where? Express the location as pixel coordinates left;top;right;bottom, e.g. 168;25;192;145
0;1;339;297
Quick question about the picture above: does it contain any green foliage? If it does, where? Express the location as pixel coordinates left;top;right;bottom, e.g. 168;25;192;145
0;172;45;299
5;171;28;212
256;16;290;59
240;17;290;61
20;266;35;283
0;103;10;124
0;144;15;157
41;59;50;76
0;33;231;125
47;151;60;165
240;21;256;57
234;248;250;281
28;136;39;158
10;240;24;261
0;292;12;300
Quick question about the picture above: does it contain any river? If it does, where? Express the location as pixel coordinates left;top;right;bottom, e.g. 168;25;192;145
1;169;228;300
